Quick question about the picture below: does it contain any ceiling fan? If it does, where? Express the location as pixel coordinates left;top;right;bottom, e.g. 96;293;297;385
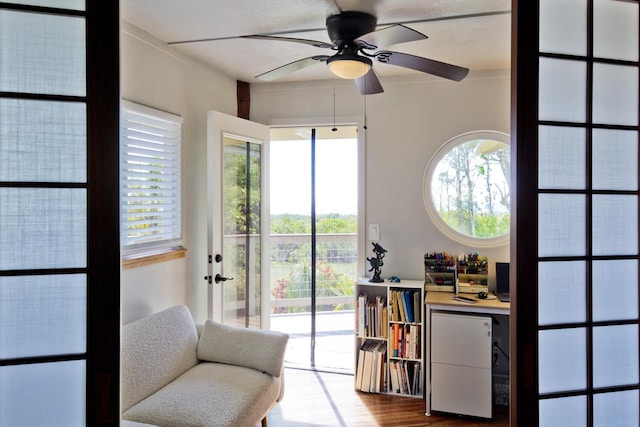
242;11;470;95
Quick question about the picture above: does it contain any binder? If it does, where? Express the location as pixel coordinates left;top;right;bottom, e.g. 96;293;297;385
403;291;414;323
355;347;366;390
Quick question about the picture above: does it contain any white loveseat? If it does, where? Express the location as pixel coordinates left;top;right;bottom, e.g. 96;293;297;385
121;305;288;427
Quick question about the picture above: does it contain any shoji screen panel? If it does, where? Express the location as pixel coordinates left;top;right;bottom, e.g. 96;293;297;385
536;0;640;425
0;1;119;425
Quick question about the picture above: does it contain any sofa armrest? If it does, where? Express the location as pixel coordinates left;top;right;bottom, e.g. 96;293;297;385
197;320;289;377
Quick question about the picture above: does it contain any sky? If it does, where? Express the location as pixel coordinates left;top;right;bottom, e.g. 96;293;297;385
269;138;357;215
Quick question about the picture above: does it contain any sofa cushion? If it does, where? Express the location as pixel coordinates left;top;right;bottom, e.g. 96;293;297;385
122;305;199;411
122;362;280;427
197;319;288;377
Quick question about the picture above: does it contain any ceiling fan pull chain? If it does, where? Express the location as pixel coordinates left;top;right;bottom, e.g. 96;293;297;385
332;78;337;132
363;90;368;130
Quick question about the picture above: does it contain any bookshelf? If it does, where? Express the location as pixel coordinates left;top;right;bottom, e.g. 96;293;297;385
354;278;424;398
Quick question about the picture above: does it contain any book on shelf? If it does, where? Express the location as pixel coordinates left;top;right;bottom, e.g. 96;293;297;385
356;294;367;337
413;291;421;323
355;339;387;393
389;323;421;360
388;360;422;396
389;289;421;324
356;293;387;338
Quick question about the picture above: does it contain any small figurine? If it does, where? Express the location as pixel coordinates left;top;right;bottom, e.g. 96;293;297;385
367;242;387;283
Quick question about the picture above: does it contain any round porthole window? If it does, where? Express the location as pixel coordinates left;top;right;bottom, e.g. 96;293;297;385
423;131;510;247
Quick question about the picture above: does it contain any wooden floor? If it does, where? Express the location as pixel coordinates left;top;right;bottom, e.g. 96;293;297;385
267;368;509;427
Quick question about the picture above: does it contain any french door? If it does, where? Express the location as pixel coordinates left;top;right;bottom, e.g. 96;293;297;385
513;0;640;425
206;111;269;328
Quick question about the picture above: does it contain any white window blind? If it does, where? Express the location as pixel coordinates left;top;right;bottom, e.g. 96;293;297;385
121;100;183;256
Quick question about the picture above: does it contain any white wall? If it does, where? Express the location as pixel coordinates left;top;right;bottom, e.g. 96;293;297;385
251;70;511;284
120;21;236;324
120;19;511;323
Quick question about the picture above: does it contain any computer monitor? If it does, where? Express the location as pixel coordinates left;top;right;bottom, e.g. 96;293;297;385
496;262;510;295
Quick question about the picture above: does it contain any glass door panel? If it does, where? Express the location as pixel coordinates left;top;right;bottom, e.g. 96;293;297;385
222;136;262;328
314;127;358;372
206;111;269;325
269;134;312;368
269;125;358;373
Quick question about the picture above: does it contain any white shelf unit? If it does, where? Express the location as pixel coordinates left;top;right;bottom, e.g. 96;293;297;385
430;311;493;418
354;279;424;398
457;256;489;294
424;254;456;292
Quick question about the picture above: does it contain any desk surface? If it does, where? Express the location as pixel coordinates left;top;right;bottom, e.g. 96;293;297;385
425;291;510;314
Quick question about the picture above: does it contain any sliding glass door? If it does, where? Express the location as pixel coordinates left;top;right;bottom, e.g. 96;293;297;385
269;126;359;372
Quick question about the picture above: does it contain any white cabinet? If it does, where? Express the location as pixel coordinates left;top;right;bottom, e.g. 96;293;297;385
431;312;492;418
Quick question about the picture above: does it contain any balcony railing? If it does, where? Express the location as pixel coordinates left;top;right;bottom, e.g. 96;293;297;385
270;232;357;311
223;232;357;312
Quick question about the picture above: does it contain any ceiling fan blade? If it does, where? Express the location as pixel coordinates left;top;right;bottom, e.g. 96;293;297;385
255;56;329;81
375;50;469;81
241;34;334;49
357;24;427;50
354;68;384;95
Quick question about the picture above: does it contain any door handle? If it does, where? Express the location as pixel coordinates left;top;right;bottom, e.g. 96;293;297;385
215;274;233;284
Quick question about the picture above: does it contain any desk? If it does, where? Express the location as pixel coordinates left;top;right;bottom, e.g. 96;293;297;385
425;292;510;417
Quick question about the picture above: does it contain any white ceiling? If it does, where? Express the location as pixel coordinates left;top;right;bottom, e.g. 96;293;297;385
121;0;511;85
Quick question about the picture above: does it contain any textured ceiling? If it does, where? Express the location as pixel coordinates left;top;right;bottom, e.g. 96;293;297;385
121;0;511;84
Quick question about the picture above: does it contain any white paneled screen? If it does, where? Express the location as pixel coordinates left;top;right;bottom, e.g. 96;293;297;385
537;0;640;424
0;3;90;425
0;10;85;96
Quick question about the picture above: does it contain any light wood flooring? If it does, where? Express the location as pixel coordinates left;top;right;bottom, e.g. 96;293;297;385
266;368;509;427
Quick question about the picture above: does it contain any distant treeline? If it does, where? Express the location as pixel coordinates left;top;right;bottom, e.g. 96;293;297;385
270;213;357;234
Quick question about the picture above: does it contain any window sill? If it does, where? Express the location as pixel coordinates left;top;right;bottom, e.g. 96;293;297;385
122;247;187;270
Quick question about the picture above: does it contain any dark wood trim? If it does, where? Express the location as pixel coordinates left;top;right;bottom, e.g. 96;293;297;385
511;0;540;424
237;80;250;120
0;2;85;16
85;0;121;424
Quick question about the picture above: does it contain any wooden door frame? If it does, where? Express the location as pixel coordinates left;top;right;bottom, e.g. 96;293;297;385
86;1;121;424
510;0;540;424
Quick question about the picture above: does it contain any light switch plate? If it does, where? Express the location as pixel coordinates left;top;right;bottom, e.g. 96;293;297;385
369;224;380;241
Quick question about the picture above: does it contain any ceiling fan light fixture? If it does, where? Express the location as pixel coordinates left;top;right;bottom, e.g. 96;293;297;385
327;53;372;79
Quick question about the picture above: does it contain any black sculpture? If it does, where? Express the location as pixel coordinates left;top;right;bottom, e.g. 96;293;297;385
367;242;387;283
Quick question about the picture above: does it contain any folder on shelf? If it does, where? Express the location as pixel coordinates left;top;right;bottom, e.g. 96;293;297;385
398;291;407;322
355;346;366;391
356;339;387;393
361;348;374;392
357;294;367;337
389;360;400;394
382;306;388;339
403;291;414;323
372;344;386;393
